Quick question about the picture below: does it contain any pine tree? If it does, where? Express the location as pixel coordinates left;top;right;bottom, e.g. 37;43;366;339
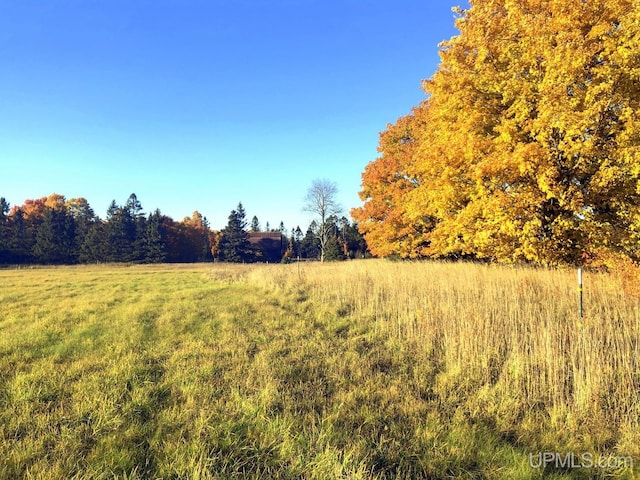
66;197;95;261
125;193;142;217
321;216;345;261
132;215;147;262
300;222;320;260
323;236;345;261
144;210;168;263
343;221;368;259
291;226;303;258
8;210;31;264
220;203;254;263
0;198;10;263
33;207;76;264
197;215;213;262
105;200;135;262
80;221;108;263
125;193;146;262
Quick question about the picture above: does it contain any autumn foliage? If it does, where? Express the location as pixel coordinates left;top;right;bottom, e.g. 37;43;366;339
0;193;214;264
1;193;368;265
353;0;640;265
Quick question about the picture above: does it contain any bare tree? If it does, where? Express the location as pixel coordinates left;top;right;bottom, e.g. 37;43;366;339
303;178;342;262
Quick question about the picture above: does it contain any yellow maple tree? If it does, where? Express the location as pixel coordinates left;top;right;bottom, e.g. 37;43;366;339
357;0;640;265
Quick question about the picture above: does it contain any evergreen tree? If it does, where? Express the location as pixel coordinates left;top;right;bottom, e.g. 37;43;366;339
292;226;303;258
0;198;10;263
220;202;254;263
8;210;31;264
105;200;136;262
286;227;301;260
343;221;369;259
201;216;213;262
80;220;108;263
236;203;247;228
320;216;344;261
250;215;260;232
67;197;95;261
125;193;142;217
132;215;147;262
106;200;118;218
300;222;320;260
125;193;146;262
323;235;345;261
0;198;8;219
144;210;168;263
33;207;76;264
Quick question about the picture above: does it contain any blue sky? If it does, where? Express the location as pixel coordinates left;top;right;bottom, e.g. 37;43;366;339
1;0;465;231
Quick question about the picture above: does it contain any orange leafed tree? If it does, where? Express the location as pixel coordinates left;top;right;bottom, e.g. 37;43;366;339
11;197;46;219
356;0;640;265
351;103;434;258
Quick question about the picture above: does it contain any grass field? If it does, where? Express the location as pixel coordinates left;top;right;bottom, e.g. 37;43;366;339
0;261;638;479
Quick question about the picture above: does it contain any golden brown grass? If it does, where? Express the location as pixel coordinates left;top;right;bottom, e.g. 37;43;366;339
246;259;640;458
1;261;637;479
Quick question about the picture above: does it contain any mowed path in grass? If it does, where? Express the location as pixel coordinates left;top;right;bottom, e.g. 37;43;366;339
0;263;631;479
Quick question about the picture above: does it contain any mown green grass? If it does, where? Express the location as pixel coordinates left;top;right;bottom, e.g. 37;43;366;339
0;263;636;479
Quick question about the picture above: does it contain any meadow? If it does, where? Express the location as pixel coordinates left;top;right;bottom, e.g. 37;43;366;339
0;260;638;479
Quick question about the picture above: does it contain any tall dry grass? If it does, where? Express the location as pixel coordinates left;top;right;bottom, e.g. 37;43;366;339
247;259;640;454
3;262;636;477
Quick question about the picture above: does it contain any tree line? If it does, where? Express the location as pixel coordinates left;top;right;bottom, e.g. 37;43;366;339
352;0;640;266
218;202;368;263
0;193;367;265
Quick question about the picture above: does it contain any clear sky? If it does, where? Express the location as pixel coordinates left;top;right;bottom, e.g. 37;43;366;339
1;0;465;231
